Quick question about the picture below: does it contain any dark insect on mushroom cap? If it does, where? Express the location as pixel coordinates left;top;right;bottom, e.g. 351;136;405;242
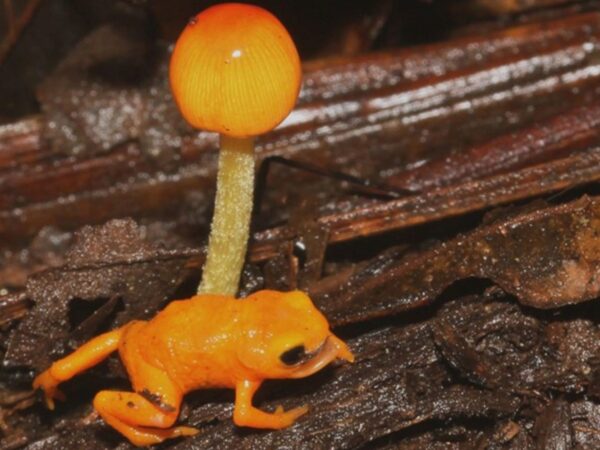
170;3;302;138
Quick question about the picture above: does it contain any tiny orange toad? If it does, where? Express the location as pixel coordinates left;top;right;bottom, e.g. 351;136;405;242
33;290;353;446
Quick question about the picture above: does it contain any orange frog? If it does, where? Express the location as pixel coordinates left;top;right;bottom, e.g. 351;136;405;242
33;290;353;446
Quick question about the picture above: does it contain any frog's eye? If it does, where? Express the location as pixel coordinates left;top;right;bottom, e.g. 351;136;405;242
280;345;306;366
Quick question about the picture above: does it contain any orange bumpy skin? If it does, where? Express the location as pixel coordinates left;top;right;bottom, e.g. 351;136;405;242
33;290;353;447
169;3;301;137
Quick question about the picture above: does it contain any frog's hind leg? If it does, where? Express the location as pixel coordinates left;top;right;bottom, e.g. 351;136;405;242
93;390;198;446
34;327;125;409
95;331;198;446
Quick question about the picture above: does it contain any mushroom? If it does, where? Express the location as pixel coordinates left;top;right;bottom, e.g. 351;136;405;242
170;3;301;296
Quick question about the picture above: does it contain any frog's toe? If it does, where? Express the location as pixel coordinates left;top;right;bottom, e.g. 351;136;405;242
33;371;66;410
43;387;66;410
275;404;308;426
45;390;65;410
172;425;200;438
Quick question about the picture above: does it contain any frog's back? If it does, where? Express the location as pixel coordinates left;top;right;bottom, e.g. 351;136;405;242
130;294;242;389
146;294;239;346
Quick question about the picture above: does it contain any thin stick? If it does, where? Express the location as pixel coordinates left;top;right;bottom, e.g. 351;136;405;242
0;0;42;64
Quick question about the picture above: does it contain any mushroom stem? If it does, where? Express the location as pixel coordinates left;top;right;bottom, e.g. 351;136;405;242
198;135;255;296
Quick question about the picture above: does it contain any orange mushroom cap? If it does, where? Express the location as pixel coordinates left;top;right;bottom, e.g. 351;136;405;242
170;3;301;138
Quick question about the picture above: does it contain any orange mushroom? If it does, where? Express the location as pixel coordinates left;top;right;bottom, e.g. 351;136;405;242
170;3;301;296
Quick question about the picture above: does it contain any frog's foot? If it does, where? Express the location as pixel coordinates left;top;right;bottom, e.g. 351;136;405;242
234;379;308;429
100;417;198;447
32;370;66;410
234;403;308;429
274;404;309;426
93;390;197;447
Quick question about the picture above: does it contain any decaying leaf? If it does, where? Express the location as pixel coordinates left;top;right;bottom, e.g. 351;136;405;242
4;219;195;371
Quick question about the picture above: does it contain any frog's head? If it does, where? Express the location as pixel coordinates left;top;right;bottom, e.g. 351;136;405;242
237;290;354;379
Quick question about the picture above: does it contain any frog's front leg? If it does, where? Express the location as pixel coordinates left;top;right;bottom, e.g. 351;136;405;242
93;389;198;447
233;380;308;429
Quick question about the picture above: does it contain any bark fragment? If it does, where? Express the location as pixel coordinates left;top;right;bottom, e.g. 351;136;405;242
321;196;600;325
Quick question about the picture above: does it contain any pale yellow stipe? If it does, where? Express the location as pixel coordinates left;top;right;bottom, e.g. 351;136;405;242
198;135;255;296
